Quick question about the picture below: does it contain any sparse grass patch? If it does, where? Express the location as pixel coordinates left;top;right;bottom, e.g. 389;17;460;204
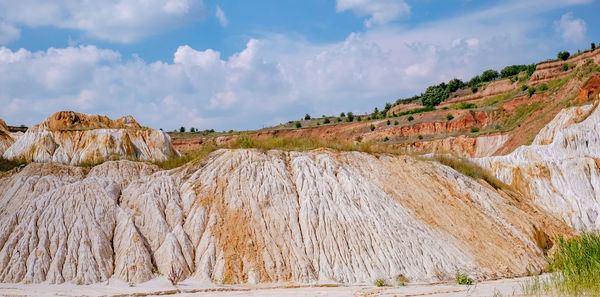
374;278;387;287
454;102;477;110
0;157;27;172
427;154;508;190
456;273;473;285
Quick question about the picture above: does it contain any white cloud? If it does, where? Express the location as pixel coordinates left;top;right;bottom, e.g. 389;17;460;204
0;0;205;43
0;22;20;44
555;12;587;43
336;0;410;27
215;6;228;27
0;0;594;131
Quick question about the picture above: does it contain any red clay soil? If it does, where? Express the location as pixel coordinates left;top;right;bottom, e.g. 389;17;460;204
576;75;600;103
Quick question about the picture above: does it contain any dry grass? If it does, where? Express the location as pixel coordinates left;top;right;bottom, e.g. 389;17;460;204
425;154;508;190
0;157;27;172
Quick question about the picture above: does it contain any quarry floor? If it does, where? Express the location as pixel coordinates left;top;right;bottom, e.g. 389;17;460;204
0;276;537;296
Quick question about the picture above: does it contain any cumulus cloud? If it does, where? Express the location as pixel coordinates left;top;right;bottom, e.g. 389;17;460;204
0;0;594;130
0;0;204;43
336;0;410;27
555;12;587;43
215;6;228;27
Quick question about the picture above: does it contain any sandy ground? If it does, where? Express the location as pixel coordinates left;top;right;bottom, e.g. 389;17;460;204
0;276;538;297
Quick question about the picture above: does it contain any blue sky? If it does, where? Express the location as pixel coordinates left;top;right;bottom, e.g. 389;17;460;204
0;0;598;130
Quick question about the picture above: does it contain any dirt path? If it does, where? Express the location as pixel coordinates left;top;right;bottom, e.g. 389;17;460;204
0;276;537;297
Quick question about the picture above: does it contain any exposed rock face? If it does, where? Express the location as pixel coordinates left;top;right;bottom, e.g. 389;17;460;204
2;111;178;165
0;149;571;285
475;98;600;230
0;119;13;155
400;133;509;158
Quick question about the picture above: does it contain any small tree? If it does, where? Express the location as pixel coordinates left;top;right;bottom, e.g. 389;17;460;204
190;127;196;133
370;124;375;131
304;114;311;120
179;126;185;133
357;117;362;122
593;42;597;50
446;113;454;121
347;112;354;122
394;121;399;125
373;107;379;115
557;51;570;61
407;116;414;122
386;119;391;125
295;121;302;128
480;69;499;82
337;117;342;122
340;112;345;117
421;85;449;106
323;118;331;124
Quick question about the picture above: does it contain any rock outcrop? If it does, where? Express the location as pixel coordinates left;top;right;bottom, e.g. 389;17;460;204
475;97;600;230
2;111;178;165
0;149;571;285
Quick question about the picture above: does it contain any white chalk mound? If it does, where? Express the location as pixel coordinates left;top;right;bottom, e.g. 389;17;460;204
0;149;569;285
475;99;600;231
2;111;178;165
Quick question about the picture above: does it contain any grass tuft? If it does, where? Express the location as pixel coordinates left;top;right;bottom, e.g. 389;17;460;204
427;154;508;190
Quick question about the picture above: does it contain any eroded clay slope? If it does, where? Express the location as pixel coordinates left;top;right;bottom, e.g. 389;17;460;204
2;111;178;165
0;149;571;285
475;98;600;230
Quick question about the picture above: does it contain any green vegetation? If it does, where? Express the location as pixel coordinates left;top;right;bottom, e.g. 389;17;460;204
304;114;311;120
528;87;536;97
394;120;399;125
370;124;375;131
480;69;499;82
383;136;389;142
179;126;185;133
386;119;391;125
347;112;354;122
407;116;414;122
427;154;508;190
455;273;473;285
0;157;27;172
521;85;529;91
374;278;387;287
524;233;600;296
558;51;571;61
446;113;454;121
454;102;477;110
421;84;449;106
323;118;330;124
562;63;575;71
538;83;549;92
470;127;480;133
501;64;537;79
417;134;423;140
295;121;302;128
395;95;420;105
397;106;435;117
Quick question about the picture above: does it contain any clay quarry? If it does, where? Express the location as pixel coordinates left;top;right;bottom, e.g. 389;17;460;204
2;41;600;297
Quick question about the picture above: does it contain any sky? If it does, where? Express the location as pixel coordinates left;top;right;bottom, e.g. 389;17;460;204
0;0;599;131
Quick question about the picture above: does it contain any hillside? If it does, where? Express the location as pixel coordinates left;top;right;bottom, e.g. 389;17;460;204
170;48;600;159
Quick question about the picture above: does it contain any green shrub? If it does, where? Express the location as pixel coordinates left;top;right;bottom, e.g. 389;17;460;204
323;118;330;124
374;278;386;287
421;85;449;106
456;273;473;285
386;119;391;125
470;127;480;133
337;117;342;122
471;86;478;93
428;154;508;190
304;114;311;120
370;124;375;131
357;117;362;122
407;116;414;122
295;121;302;128
394;121;399;125
558;51;571;61
521;85;529;91
340;112;345;117
179;126;185;133
593;42;596;51
417;134;423;140
446;113;454;121
528;87;536;97
447;78;465;93
0;158;27;172
347;112;354;122
383;136;389;142
481;69;499;82
538;83;549;92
